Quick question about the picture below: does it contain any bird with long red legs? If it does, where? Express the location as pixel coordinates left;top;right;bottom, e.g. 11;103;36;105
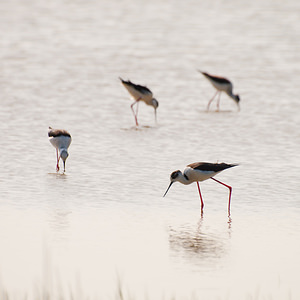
163;162;238;216
48;127;72;172
119;77;159;126
198;70;240;111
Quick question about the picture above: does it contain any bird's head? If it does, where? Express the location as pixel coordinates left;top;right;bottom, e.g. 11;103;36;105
234;95;240;111
152;98;159;123
163;170;181;197
234;94;240;103
60;149;69;161
170;170;181;181
152;98;159;109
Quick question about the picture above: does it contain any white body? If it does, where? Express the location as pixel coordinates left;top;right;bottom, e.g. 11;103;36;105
49;135;72;153
164;162;236;214
122;83;153;105
200;71;240;107
183;167;219;183
208;80;237;100
208;80;233;94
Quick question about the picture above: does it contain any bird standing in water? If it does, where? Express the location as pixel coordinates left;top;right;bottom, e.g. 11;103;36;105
163;162;238;215
119;77;159;126
198;71;240;111
48;127;72;172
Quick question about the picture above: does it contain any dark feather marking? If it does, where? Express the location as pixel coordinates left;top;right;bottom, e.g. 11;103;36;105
48;128;71;138
120;78;152;94
170;170;180;180
187;162;238;172
184;173;189;181
201;72;231;85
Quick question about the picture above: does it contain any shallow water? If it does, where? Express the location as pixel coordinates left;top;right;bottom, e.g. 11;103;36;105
0;0;300;299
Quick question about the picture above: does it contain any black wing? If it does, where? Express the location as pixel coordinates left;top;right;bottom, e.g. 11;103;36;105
199;71;231;85
119;77;152;94
187;162;238;172
48;127;71;138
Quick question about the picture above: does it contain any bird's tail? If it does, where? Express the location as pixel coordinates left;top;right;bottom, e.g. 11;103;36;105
197;69;208;77
224;163;239;169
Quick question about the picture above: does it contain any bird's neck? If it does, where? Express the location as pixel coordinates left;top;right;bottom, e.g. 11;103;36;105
225;89;234;98
59;148;68;154
59;149;69;160
177;172;191;185
226;90;238;101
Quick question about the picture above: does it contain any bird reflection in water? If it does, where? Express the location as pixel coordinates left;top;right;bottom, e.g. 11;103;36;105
169;219;232;261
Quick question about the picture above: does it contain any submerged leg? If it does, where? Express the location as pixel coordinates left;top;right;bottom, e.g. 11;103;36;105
130;98;141;126
210;177;232;215
196;182;204;214
216;92;221;111
207;91;219;111
130;101;138;126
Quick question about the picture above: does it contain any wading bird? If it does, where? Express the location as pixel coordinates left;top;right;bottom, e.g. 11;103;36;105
48;127;72;172
163;162;238;215
119;77;159;126
198;71;240;111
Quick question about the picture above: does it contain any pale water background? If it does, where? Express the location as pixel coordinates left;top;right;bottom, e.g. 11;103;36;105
0;0;300;299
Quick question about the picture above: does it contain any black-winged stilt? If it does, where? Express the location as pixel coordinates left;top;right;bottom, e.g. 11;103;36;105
48;127;72;172
163;162;238;215
198;71;240;111
119;77;159;126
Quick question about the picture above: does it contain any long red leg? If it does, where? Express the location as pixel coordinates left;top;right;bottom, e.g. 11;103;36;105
130;101;138;126
130;99;141;126
135;101;139;122
196;182;204;214
207;91;219;111
210;177;232;215
56;149;60;172
216;92;221;111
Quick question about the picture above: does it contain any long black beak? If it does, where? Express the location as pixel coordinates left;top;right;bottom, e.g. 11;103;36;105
154;108;157;124
63;160;66;173
163;182;174;197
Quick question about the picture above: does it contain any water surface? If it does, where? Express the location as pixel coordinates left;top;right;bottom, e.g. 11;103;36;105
0;0;300;299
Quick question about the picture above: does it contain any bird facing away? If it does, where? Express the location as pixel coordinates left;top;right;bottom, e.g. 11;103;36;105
48;127;72;172
163;162;238;215
198;70;240;111
119;77;159;126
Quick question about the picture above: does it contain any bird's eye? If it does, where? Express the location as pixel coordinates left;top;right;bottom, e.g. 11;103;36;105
171;171;179;179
